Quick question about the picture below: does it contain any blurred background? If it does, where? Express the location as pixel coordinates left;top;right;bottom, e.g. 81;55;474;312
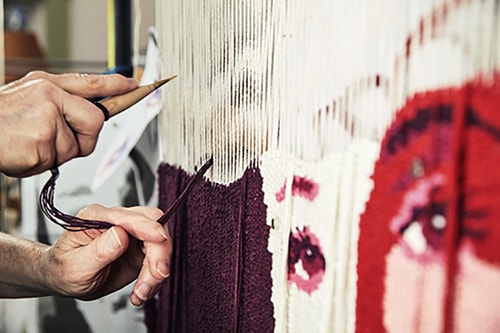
3;0;155;79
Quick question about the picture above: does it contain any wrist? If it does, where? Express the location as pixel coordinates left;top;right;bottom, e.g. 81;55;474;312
0;232;55;297
37;246;66;297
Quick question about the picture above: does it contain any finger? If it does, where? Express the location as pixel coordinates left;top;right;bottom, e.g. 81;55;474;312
130;260;166;306
58;92;105;156
64;227;146;300
123;207;171;242
143;239;172;280
7;102;60;176
54;114;80;165
35;79;104;159
130;236;172;306
6;77;105;159
54;228;102;254
77;204;168;243
125;206;166;221
0;78;103;173
17;71;138;98
84;227;130;271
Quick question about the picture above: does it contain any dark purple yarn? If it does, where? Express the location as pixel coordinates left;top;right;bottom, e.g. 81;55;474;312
39;168;114;231
39;159;213;232
145;163;275;333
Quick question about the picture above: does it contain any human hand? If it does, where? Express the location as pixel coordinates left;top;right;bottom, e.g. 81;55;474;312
0;71;138;177
43;205;171;306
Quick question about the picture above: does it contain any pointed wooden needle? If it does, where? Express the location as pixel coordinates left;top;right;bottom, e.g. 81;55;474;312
95;75;177;119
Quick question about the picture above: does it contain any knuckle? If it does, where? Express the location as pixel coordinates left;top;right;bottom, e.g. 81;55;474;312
24;121;57;170
94;247;110;262
129;206;165;221
34;151;55;171
39;100;60;119
59;144;79;163
78;142;97;157
79;73;105;89
151;208;165;219
150;270;164;281
32;154;49;171
32;104;58;137
69;141;80;156
77;203;105;219
32;79;58;97
77;120;104;157
143;266;162;283
23;70;50;81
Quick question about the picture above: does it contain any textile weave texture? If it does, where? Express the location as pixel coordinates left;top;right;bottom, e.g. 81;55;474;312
356;75;500;333
145;164;274;333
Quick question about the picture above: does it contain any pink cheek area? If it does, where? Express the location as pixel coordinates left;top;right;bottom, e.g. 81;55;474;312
384;244;500;333
454;249;500;332
384;244;446;333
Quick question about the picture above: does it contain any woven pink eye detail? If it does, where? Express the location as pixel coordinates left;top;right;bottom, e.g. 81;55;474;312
288;226;326;294
275;176;319;202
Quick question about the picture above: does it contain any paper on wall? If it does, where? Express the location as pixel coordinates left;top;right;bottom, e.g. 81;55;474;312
91;27;165;191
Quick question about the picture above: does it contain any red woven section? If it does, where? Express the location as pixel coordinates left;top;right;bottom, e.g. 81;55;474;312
356;75;500;333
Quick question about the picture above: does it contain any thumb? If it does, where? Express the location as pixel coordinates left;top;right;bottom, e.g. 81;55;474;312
85;227;129;271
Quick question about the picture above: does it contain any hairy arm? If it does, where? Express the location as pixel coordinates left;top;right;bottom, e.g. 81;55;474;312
0;232;53;298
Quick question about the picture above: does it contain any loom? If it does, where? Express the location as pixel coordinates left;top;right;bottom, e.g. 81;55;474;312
147;0;500;332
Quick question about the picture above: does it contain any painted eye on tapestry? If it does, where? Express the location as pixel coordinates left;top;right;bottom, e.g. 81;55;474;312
389;172;449;261
275;176;319;203
287;226;326;294
397;202;447;259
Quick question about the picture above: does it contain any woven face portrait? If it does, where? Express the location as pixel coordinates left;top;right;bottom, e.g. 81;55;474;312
356;75;500;333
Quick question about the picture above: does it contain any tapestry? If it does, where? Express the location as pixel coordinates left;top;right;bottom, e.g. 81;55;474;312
148;0;500;332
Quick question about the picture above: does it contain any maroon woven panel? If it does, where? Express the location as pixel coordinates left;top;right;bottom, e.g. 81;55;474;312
145;164;274;333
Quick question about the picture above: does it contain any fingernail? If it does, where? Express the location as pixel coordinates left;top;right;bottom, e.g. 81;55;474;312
157;261;170;278
135;283;151;301
130;294;143;307
109;228;122;249
159;228;169;241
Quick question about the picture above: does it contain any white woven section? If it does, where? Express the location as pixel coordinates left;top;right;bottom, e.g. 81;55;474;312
261;142;378;333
